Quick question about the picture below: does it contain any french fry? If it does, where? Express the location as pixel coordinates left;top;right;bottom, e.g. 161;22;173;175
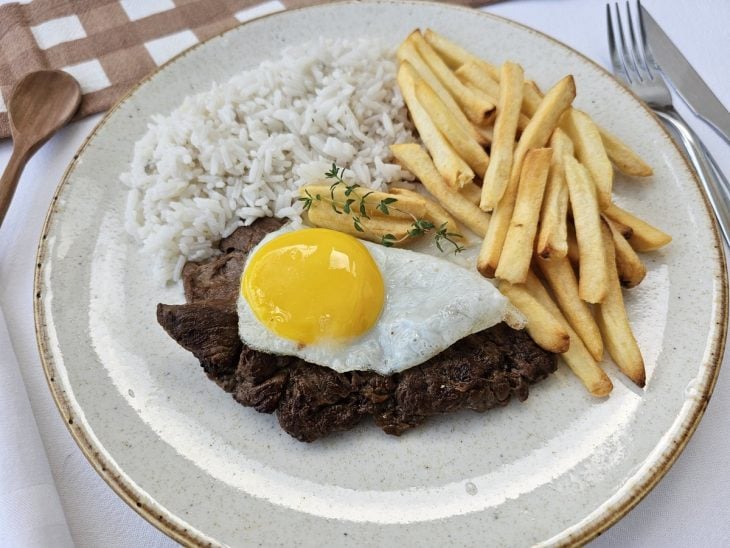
536;257;604;361
603;203;672;251
474;124;494;145
516;114;531;134
302;184;426;221
522;81;543;117
456;62;536;125
603;216;633;239
397;38;487;145
604;216;647;288
409;31;495;125
561;109;613;209
389;187;465;243
524;79;651;176
599;127;653;177
478;75;576;277
307;203;415;244
460;80;531;134
536;128;574;258
460;181;483;206
423;28;499;79
495;148;552;283
414;80;490;177
390;143;491;237
498;280;570;353
566;223;580;267
508;74;575;184
564;156;609;303
524;271;613;397
596;222;646;387
461;84;498;107
480;62;524;210
398;63;475;188
456;63;501;99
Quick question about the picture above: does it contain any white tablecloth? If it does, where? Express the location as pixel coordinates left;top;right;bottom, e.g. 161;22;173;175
1;0;728;545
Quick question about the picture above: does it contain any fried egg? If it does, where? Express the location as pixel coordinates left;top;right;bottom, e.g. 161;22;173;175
237;225;516;375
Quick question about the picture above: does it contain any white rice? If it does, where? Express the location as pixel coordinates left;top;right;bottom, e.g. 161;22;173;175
122;38;415;284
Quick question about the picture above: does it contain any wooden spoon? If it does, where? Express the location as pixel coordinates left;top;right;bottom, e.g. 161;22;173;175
0;70;81;228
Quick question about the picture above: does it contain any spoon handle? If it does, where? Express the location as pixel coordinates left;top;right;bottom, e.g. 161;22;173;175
0;144;31;229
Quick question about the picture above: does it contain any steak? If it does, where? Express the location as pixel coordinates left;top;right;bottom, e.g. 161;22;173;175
158;221;557;442
181;217;284;304
157;300;241;392
218;216;285;254
182;252;246;304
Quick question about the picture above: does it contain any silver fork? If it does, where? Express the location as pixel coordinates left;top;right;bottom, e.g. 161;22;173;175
607;1;730;246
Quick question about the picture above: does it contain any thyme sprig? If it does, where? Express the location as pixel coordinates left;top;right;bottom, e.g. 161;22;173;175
299;163;464;253
434;223;465;253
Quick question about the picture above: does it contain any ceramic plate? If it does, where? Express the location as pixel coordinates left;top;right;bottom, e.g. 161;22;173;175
34;2;727;545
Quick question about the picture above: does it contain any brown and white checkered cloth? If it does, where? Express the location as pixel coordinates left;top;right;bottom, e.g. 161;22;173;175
0;0;305;139
0;0;489;140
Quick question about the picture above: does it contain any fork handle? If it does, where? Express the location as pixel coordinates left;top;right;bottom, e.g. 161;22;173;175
656;108;730;247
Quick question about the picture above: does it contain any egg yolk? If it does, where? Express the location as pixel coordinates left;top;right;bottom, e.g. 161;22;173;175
241;228;385;345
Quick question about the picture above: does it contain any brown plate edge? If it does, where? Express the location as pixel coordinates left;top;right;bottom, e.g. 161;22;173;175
31;1;729;546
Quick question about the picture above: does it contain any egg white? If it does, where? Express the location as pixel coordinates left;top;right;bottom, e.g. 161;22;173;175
237;225;518;375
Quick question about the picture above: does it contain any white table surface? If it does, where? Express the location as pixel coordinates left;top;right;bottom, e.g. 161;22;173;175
1;0;729;546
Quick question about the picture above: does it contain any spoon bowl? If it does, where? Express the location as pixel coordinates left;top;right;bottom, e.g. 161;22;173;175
8;71;82;150
0;70;81;227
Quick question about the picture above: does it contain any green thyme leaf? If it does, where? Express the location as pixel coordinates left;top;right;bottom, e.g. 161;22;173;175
297;196;312;210
408;218;435;237
360;191;374;219
434;222;465;254
325;163;339;180
381;233;396;247
329;182;340;213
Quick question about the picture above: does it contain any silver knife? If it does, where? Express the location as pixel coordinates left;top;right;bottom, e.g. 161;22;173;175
640;5;730;144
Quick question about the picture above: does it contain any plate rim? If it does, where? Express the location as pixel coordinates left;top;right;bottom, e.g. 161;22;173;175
32;1;728;545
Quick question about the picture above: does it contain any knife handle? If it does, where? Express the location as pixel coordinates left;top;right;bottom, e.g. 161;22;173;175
656;108;730;247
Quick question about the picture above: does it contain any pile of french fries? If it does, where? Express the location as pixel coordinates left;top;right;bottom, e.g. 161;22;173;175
388;29;672;397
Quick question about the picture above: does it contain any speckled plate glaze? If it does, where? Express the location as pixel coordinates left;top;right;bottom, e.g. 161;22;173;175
34;2;727;546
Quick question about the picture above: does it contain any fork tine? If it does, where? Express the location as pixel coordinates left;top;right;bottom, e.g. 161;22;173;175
614;3;642;83
636;0;661;72
606;1;674;110
606;3;631;84
625;1;651;77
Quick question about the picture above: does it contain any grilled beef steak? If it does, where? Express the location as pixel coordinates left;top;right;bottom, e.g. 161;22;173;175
158;220;557;442
217;216;284;254
182;217;284;304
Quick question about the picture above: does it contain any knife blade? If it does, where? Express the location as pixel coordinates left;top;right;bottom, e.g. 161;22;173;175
640;5;730;143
